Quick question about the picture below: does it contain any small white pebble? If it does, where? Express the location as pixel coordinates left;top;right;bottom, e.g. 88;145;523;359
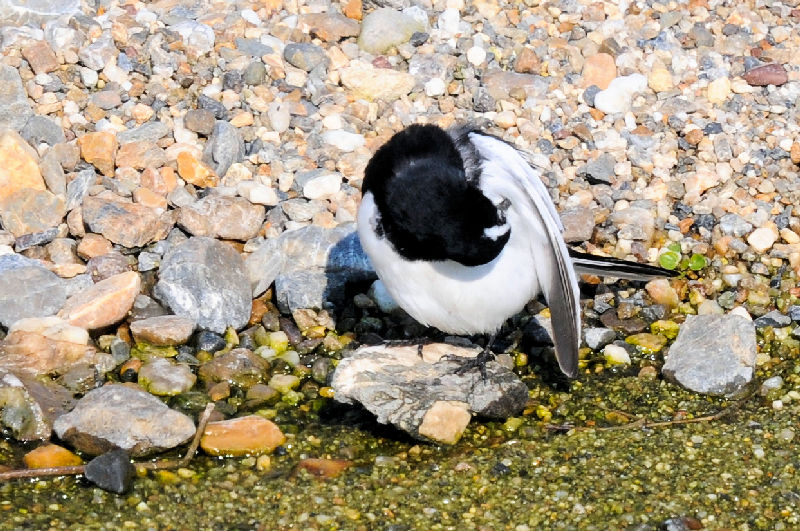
772;399;783;410
424;77;446;97
466;46;486;66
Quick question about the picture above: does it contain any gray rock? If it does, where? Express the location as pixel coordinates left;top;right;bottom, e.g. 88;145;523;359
116;121;171;145
331;344;529;444
578;153;616;183
358;8;426;54
202;121;244;177
78;34;117;71
0;0;80;25
0;261;66;327
719;213;752;237
560;207;595;243
274;270;339;313
246;225;375;304
283;42;329;72
753;310;791;328
0;368;75;441
662;314;756;396
788;305;800;322
13;227;59;251
584;327;616;350
183;109;215;135
137;358;196;396
234;38;273;57
243;61;267;85
154;236;251;333
177;195;265;241
66;168;96;210
21;115;65;146
281;198;327;221
40;149;66;196
53;384;196;456
0;65;34;131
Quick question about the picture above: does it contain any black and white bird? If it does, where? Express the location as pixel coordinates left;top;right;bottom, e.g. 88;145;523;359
357;124;674;378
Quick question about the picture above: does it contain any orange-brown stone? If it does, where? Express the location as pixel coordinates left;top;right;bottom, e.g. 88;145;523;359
77;131;118;177
21;41;59;75
176;151;219;188
23;444;83;469
200;415;285;457
0;129;46;204
76;233;113;259
295;458;353;479
582;53;616;89
343;0;362;20
514;47;541;74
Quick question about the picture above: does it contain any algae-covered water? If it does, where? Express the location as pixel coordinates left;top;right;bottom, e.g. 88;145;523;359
3;352;799;530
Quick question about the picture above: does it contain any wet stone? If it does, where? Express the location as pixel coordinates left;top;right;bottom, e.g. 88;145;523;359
584;328;616;350
200;415;285;457
138;357;196;396
331;344;529;444
154;237;251;333
197;348;269;389
23;444;83;469
0;368;75;441
194;330;227;354
662;314;756;396
84;449;135;494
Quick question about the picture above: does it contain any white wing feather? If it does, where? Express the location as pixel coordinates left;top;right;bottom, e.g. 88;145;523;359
469;133;580;377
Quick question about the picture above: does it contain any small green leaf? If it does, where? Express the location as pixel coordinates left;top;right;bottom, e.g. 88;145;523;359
688;253;707;271
667;242;682;253
659;251;681;270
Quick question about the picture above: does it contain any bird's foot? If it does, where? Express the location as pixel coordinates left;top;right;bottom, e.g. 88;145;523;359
444;348;496;380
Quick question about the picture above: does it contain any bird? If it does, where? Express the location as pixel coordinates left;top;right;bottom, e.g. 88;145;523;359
356;124;676;378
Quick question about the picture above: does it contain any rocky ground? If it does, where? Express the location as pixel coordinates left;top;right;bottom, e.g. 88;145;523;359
1;0;800;527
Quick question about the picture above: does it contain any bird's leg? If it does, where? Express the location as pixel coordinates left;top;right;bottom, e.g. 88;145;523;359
445;332;499;379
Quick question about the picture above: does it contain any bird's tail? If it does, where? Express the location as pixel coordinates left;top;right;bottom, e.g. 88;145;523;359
568;249;679;281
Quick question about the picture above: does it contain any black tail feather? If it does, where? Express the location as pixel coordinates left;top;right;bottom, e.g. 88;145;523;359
568;249;679;281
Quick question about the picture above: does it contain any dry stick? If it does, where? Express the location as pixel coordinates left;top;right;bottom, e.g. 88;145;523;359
0;402;216;482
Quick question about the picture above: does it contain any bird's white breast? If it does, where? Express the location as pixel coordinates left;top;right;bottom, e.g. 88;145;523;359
357;192;540;334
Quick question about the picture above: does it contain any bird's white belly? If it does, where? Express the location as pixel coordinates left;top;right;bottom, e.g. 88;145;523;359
358;195;538;334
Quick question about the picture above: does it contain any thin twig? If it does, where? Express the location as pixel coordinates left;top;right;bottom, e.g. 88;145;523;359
0;403;215;482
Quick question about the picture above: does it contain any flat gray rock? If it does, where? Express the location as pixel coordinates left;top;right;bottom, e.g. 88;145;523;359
53;384;195;456
202;121;244;177
662;314;756;396
331;344;529;444
0;66;34;131
154;236;251;333
0;259;66;327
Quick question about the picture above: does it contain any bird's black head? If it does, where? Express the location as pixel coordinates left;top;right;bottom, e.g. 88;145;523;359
362;124;509;266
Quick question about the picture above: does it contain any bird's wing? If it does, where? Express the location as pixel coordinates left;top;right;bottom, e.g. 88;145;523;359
469;133;580;377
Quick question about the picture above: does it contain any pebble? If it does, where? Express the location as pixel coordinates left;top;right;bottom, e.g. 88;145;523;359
84;449;135;494
0;259;66;327
747;226;778;253
743;64;788;86
321;130;365;152
340;64;416;101
81;194;163;248
54;384;195;456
